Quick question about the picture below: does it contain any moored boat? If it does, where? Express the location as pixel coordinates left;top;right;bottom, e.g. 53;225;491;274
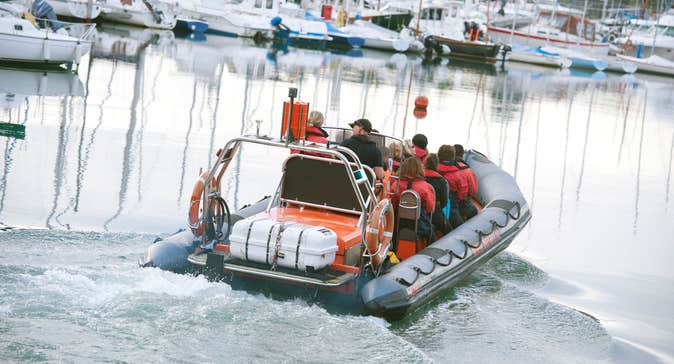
407;0;504;62
487;9;610;58
141;92;531;318
616;54;674;76
0;2;95;66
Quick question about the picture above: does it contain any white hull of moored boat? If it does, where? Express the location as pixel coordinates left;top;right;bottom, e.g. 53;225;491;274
487;25;610;58
507;47;571;68
617;54;674;76
340;20;416;52
100;0;178;29
0;33;90;64
51;0;102;20
0;18;93;64
181;8;270;37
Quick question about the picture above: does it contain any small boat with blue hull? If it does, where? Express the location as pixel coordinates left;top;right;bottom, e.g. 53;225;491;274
141;92;531;318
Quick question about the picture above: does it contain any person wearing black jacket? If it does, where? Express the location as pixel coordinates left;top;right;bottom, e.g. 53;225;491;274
341;118;384;180
424;154;451;234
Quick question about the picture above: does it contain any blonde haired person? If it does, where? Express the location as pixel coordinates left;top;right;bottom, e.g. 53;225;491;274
305;111;329;144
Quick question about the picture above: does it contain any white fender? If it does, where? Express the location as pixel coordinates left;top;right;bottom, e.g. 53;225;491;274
43;38;50;61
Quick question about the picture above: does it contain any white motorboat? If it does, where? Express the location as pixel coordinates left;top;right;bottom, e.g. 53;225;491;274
179;0;330;42
50;0;103;20
0;3;95;65
616;54;674;76
100;0;179;29
340;19;423;52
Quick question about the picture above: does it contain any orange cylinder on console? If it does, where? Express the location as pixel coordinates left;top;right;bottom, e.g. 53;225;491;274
281;101;309;141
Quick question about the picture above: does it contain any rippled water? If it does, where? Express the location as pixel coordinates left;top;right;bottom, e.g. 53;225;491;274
1;25;673;363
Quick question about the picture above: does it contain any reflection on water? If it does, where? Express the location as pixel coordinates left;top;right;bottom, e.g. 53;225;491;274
1;26;674;362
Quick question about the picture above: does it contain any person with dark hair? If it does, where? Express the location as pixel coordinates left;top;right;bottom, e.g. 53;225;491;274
452;143;478;220
410;133;429;162
390;158;435;239
341;118;384;179
424;154;451;234
437;144;468;228
453;144;465;160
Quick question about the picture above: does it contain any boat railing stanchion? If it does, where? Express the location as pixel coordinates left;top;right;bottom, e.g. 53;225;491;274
255;119;262;138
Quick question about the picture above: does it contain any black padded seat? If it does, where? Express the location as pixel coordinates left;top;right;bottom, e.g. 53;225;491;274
281;155;371;213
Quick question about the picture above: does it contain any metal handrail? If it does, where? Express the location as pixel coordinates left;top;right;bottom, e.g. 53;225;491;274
199;136;379;246
31;16;97;42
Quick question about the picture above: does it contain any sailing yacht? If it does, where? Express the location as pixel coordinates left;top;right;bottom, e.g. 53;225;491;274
488;6;609;57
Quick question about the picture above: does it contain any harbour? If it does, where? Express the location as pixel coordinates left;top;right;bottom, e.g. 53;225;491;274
1;2;674;362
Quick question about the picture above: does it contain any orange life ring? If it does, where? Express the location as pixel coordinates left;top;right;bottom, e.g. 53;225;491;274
188;171;216;236
366;199;395;269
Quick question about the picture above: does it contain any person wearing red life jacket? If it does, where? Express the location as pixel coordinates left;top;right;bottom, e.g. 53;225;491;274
437;144;469;228
390;158;436;239
306;111;329;144
454;144;478;197
453;144;478;220
424;153;451;235
291;111;329;156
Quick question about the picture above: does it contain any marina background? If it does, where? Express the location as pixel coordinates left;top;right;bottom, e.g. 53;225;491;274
1;26;674;363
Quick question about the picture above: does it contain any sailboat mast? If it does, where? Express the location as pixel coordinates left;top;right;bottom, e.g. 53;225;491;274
579;0;589;46
416;0;423;33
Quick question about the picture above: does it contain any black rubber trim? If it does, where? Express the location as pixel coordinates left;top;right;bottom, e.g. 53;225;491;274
295;229;305;270
486;199;516;211
264;222;277;265
245;219;257;261
419;247;448;261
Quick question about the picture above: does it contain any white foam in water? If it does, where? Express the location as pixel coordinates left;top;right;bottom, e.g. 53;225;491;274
135;268;222;297
33;266;230;307
0;304;11;315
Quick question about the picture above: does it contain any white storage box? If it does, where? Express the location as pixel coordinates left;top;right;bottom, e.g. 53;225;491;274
229;217;338;272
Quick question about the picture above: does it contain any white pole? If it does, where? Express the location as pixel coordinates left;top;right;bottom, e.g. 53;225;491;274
579;0;589;47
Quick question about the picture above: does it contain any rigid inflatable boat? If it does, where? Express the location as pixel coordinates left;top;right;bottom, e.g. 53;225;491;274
141;92;531;319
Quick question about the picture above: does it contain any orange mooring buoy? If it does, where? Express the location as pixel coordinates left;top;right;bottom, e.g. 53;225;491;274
414;96;428;109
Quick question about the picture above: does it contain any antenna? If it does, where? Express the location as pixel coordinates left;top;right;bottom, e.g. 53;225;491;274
285;87;297;145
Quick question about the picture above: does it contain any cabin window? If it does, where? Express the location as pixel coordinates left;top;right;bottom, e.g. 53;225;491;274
266;0;273;9
421;8;429;20
254;0;262;8
14;24;23;31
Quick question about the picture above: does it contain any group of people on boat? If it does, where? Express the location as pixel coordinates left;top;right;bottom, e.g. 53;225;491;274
296;112;478;241
384;133;478;240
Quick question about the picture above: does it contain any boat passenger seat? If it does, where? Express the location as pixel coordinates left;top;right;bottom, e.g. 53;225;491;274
396;189;422;260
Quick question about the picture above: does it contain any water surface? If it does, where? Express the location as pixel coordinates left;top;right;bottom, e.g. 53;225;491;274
1;25;673;363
